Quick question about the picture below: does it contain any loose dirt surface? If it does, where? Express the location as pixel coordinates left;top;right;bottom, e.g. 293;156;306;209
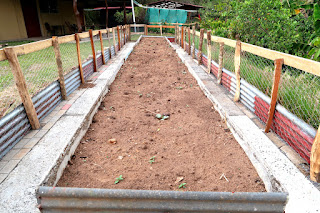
58;38;265;192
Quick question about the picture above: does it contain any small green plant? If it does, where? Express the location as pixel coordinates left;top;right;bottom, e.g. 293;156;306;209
149;156;156;164
114;175;124;184
155;114;170;120
179;183;187;189
176;86;183;90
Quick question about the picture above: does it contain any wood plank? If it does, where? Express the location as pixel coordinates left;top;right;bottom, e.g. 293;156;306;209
160;25;163;36
75;33;85;83
311;125;320;182
192;26;195;59
92;30;100;36
58;35;75;44
100;29;107;34
184;27;187;51
147;25;160;28
129;24;145;27
241;42;320;76
198;29;204;65
78;32;90;39
265;58;284;133
162;26;175;29
13;39;52;56
4;47;40;129
207;30;212;73
234;40;241;102
89;30;97;72
145;25;148;35
128;25;131;41
99;31;106;64
217;42;224;84
52;37;67;100
123;25;126;45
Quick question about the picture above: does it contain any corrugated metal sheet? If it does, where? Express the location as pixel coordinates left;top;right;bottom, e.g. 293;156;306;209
65;68;81;96
82;59;94;80
0;105;31;159
193;45;317;162
37;187;288;213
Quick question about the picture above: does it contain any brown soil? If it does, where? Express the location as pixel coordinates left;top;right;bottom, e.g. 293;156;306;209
57;37;265;192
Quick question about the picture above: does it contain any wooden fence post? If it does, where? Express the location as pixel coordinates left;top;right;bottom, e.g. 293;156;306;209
184;27;187;51
207;30;212;73
117;26;121;51
52;36;67;100
123;25;126;45
192;25;195;59
311;126;320;182
75;33;85;83
145;25;148;35
112;27;117;54
160;25;163;36
178;27;181;45
181;27;184;48
107;28;112;59
188;27;191;55
4;47;40;129
217;42;224;84
234;40;241;102
265;58;284;133
175;26;177;43
99;31;106;64
198;29;204;65
89;30;97;72
128;25;131;41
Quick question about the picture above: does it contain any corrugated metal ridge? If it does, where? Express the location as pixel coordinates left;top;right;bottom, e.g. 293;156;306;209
37;187;288;213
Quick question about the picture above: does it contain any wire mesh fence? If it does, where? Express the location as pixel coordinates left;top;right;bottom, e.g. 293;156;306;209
18;46;58;98
223;45;235;72
211;41;220;64
79;39;93;64
278;66;320;129
240;51;274;97
0;60;21;117
59;41;79;75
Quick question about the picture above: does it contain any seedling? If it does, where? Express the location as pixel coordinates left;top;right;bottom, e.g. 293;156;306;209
114;175;124;184
149;156;156;164
139;93;143;97
155;114;170;120
176;86;183;90
179;183;187;189
182;71;187;74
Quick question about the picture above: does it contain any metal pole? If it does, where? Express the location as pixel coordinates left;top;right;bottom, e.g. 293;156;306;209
131;0;137;33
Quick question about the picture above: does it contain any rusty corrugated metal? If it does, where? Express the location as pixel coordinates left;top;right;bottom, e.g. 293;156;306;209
37;187;288;213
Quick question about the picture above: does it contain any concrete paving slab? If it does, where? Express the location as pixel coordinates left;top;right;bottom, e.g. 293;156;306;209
0;42;138;213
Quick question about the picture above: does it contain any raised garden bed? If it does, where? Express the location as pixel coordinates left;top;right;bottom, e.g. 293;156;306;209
37;37;287;212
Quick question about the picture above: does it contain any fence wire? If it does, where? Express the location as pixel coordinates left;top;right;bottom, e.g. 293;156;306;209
240;51;274;97
223;45;235;72
59;41;78;75
211;41;220;64
18;46;58;97
93;36;102;56
279;67;320;129
79;39;93;64
0;60;21;117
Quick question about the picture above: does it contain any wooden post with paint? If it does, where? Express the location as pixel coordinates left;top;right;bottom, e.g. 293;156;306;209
117;26;121;51
265;58;284;133
311;126;320;183
4;47;40;129
234;40;241;102
198;29;204;65
217;42;224;84
181;26;184;48
192;25;196;59
75;33;85;83
112;27;117;54
99;31;106;64
52;36;67;100
188;27;191;55
207;30;212;73
89;30;97;72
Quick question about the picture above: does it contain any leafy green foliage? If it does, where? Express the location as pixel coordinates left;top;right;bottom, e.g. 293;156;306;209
149;156;156;164
179;183;187;189
114;175;124;184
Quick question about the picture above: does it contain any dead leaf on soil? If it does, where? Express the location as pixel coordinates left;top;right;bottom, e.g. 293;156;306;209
108;138;117;144
175;177;184;184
